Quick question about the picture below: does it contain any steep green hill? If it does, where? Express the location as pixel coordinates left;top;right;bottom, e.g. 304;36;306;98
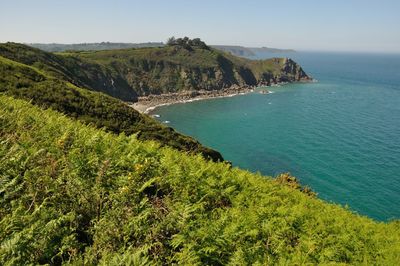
0;95;399;265
0;40;311;162
0;54;223;161
0;41;310;101
28;42;164;52
72;42;310;96
0;43;138;101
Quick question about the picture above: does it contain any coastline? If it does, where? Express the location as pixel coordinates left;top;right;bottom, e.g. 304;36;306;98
129;85;257;114
128;79;314;114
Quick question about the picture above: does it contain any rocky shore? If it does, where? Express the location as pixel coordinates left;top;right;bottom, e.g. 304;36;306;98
130;85;256;113
129;76;314;114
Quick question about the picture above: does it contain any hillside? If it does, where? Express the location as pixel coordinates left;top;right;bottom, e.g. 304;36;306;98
27;42;295;58
211;45;296;57
0;52;223;162
211;45;257;57
0;43;138;101
0;40;308;165
27;42;164;52
71;40;310;96
1;95;399;265
0;41;309;102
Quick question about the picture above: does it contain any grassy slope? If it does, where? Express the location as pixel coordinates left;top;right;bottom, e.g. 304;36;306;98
70;45;255;95
0;55;223;162
28;42;164;52
74;45;222;68
0;95;399;265
68;45;309;94
74;45;287;74
0;42;297;162
0;43;137;101
0;43;309;99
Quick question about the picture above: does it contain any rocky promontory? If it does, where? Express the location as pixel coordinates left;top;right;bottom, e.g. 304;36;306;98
69;38;312;102
1;38;312;108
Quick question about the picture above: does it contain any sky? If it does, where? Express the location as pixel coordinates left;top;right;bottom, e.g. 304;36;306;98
1;0;399;53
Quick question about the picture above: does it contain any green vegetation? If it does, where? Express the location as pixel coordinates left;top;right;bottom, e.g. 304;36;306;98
71;38;309;95
69;41;308;95
1;40;398;265
0;54;223;161
28;42;295;57
0;41;308;161
0;43;138;101
0;41;309;99
166;36;209;50
1;95;399;265
28;42;164;53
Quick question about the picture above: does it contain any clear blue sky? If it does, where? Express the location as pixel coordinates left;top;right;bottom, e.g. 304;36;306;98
1;0;399;52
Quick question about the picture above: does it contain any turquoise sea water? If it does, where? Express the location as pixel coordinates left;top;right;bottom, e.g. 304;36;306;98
153;52;400;221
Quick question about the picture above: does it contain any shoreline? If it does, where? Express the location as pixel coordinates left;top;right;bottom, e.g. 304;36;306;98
129;80;313;114
129;85;257;114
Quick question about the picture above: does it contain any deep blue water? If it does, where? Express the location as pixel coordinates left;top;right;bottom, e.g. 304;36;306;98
153;51;400;221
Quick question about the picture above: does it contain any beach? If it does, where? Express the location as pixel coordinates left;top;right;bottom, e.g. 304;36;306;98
129;85;258;114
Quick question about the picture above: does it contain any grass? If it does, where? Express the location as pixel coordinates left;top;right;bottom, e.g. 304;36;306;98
0;95;399;265
0;40;395;265
0;54;223;161
1;42;309;98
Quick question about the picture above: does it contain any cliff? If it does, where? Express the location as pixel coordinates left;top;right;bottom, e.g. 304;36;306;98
0;41;310;103
248;57;310;85
0;41;311;159
1;41;399;265
0;43;139;101
0;46;223;162
72;43;311;98
28;42;295;56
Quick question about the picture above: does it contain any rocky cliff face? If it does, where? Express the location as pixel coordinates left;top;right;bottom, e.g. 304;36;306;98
255;58;311;86
0;43;224;162
75;47;311;99
0;43;138;101
0;43;311;102
280;58;310;81
99;51;260;96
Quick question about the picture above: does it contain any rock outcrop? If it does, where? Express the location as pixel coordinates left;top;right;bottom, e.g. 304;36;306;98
0;41;311;103
255;58;311;86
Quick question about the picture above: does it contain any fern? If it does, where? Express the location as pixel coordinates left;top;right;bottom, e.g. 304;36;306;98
0;95;399;265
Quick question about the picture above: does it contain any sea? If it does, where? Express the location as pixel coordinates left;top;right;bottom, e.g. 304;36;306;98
152;51;400;221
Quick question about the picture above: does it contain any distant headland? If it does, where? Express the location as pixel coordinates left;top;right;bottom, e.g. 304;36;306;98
27;41;296;57
211;45;296;57
24;38;308;113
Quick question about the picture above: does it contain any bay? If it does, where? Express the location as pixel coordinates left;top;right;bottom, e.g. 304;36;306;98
154;51;400;221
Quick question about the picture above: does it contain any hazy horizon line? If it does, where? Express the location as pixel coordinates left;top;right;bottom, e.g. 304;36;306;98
2;40;399;55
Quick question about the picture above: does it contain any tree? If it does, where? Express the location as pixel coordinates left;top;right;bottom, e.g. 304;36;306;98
166;36;176;46
166;36;209;50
